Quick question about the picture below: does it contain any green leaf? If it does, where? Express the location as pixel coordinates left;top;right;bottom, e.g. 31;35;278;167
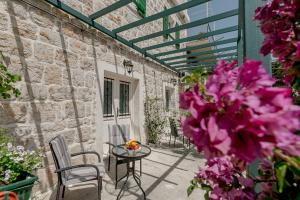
204;191;210;200
187;184;196;197
200;183;212;191
275;162;288;193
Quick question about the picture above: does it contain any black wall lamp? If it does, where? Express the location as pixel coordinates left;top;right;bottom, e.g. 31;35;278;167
170;78;177;86
123;59;134;74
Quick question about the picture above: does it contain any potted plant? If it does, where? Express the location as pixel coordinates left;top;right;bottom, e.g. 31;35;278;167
0;129;42;200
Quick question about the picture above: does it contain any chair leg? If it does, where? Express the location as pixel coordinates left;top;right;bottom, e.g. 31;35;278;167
56;181;61;200
115;162;118;189
62;185;66;199
174;137;176;147
169;135;172;147
140;159;142;177
108;155;111;171
97;177;102;200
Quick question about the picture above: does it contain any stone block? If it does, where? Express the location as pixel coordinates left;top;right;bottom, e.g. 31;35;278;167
0;102;27;125
44;64;62;85
74;88;93;101
39;28;65;47
19;83;48;100
40;121;65;133
0;31;32;58
68;38;87;55
64;101;85;119
76;126;92;143
6;0;28;19
71;69;85;87
60;129;77;145
30;102;59;123
29;8;55;28
0;12;8;31
84;72;95;88
12;20;38;40
24;60;44;83
34;42;54;64
49;86;72;101
55;49;78;68
80;57;95;71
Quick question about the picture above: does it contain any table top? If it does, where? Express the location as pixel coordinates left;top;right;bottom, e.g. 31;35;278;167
112;144;151;159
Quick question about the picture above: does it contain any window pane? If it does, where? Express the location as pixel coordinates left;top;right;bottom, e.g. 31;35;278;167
119;82;130;115
104;78;113;117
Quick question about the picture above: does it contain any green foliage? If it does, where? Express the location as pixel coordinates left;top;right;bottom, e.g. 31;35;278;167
275;161;287;193
181;68;211;89
0;57;21;99
144;97;167;144
0;129;42;184
187;178;211;199
271;151;300;199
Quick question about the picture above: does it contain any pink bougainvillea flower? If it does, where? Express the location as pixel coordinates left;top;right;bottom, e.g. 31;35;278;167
196;156;255;200
180;59;300;163
255;0;300;86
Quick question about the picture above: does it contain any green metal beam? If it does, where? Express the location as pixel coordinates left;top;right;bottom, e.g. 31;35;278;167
168;52;237;66
130;9;238;43
184;66;214;71
153;37;238;57
162;46;237;62
175;62;218;69
175;58;236;69
112;0;210;33
44;0;178;73
144;26;238;51
89;0;133;19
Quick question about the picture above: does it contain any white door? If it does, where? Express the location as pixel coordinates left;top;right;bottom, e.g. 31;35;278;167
103;75;134;152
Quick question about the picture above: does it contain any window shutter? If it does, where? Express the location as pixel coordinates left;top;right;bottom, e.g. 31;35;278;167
163;7;169;39
135;0;146;18
175;23;180;49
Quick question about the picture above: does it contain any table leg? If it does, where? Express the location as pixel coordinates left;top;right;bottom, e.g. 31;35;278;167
132;161;146;200
116;162;130;200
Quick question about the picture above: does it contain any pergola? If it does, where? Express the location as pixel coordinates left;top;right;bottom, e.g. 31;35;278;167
44;0;269;74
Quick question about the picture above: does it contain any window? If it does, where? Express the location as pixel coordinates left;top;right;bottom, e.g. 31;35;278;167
165;89;171;112
119;82;130;116
175;23;180;49
103;78;113;117
163;7;169;39
135;0;146;18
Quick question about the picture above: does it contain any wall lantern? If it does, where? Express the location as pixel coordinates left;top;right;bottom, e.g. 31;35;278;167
123;59;134;74
170;78;177;86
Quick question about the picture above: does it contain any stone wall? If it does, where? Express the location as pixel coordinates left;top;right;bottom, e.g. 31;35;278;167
0;0;187;197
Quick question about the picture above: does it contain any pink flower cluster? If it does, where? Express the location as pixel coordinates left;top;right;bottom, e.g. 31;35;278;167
180;60;300;163
197;156;255;200
254;0;300;84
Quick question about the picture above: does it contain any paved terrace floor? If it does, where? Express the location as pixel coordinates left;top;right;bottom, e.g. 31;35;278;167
46;141;206;200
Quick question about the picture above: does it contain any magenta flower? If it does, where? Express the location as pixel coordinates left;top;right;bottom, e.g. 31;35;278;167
255;0;300;85
180;59;300;162
196;156;255;200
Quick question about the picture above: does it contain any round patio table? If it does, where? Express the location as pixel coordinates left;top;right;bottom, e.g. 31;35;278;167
112;144;151;200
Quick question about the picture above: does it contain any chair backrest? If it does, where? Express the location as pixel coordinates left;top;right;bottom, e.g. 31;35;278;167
49;135;72;183
108;124;130;146
169;118;179;137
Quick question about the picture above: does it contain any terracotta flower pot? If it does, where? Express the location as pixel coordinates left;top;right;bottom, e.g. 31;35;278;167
0;191;18;200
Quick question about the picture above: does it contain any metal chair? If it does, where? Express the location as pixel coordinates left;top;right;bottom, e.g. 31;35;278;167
49;135;105;200
169;117;191;148
105;124;142;189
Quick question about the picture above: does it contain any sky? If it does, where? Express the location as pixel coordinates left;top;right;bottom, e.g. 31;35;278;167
187;0;238;48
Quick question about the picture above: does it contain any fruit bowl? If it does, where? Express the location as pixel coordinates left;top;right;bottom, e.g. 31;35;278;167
125;139;141;155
